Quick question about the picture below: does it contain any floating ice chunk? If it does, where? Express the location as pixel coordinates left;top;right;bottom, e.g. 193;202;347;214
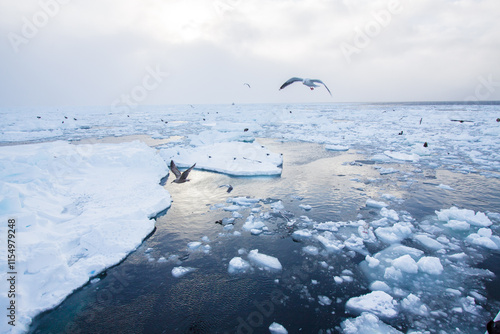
201;236;210;243
379;167;399;175
248;249;282;271
344;234;368;255
391;255;419;274
417;257;443;275
251;228;263;235
443;220;470;231
436;207;492;227
299;204;312;211
269;322;288;334
380;207;399;221
366;199;388;208
447;252;467;261
172;266;196;278
223;205;241;212
291;229;313;242
315;231;345;252
318;295;332;305
375;223;412;244
466;231;499;250
334;276;343;284
384;266;403;281
188;241;202;250
401;294;429;316
365;255;380;268
159;141;282;176
346;291;399;319
438;184;454;191
242;215;266;231
384;151;420;162
413;234;445;251
370;281;391;292
271;200;285;211
314;221;339;232
325;144;349;152
228;257;251;274
302;245;319;256
341;312;403;334
232;196;260;206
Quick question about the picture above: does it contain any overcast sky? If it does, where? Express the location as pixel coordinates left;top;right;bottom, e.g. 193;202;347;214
1;0;499;107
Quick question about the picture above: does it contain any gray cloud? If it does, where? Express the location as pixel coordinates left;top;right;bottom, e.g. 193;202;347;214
1;0;499;107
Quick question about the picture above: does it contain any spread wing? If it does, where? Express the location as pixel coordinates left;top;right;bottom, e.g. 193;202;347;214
279;77;303;90
170;160;182;179
311;79;332;96
179;163;196;181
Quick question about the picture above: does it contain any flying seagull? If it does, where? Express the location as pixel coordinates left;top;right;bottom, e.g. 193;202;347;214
279;77;332;96
170;160;196;183
244;83;251;88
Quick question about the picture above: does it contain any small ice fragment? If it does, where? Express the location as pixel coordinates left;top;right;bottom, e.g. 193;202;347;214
341;312;403;334
369;281;391;292
391;255;418;274
438;184;454;190
299;204;312;211
365;255;380;268
251;228;263;235
443;220;470;231
414;234;444;250
188;241;202;250
224;205;241;212
248;249;282;271
345;291;399;319
201;236;210;243
366;199;388;208
228;257;251;274
291;229;313;242
157;257;167;263
417;256;443;275
318;295;332;306
302;245;319;256
172;266;196;278
436;207;492;227
271;200;285;211
325;144;349;151
269;322;288;334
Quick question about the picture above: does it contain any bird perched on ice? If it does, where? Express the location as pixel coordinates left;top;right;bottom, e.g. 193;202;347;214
279;77;332;96
170;160;196;183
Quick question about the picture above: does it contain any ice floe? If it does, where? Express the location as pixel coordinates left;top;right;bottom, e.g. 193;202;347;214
159;141;283;176
0;140;171;331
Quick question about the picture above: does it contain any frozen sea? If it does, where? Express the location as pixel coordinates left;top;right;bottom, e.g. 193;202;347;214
1;102;500;334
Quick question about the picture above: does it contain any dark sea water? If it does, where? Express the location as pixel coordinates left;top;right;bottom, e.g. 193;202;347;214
28;139;500;334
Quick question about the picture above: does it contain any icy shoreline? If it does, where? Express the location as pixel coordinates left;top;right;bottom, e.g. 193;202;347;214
0;141;171;333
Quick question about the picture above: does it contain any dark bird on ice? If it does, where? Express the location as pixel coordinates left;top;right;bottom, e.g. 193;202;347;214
170;160;196;183
279;77;332;96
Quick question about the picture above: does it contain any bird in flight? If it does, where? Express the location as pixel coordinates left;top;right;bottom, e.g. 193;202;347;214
279;77;332;96
244;83;251;88
170;160;196;183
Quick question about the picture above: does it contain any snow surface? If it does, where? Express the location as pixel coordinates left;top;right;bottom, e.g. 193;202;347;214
159;141;283;176
0;140;171;332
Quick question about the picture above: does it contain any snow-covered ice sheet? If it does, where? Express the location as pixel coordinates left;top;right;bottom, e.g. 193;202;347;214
159;141;283;176
0;140;171;332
